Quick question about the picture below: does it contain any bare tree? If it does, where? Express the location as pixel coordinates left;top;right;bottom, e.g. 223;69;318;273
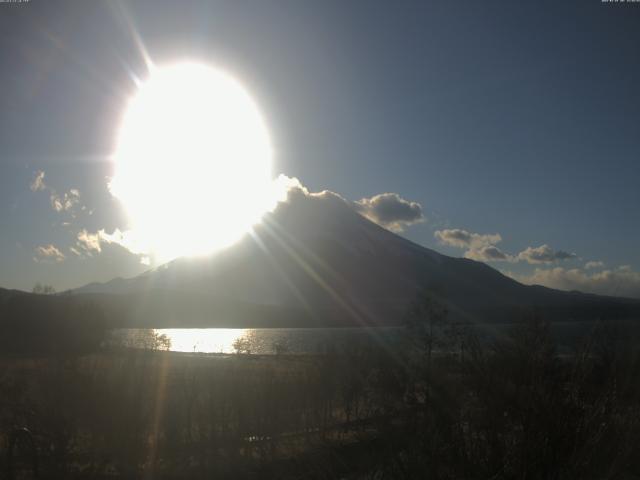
32;283;56;295
405;288;448;373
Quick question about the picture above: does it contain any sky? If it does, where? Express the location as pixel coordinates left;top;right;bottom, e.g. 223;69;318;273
1;0;639;297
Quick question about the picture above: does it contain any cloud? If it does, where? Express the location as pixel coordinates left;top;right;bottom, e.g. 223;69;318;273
28;170;85;217
30;170;46;191
585;260;604;270
85;176;425;265
464;245;512;262
29;170;85;217
76;229;102;255
434;229;502;250
506;265;640;299
434;228;513;262
71;227;151;264
33;244;65;263
353;193;424;232
280;176;424;233
517;244;576;264
434;229;579;266
283;179;349;206
50;189;81;213
98;228;151;265
278;175;309;198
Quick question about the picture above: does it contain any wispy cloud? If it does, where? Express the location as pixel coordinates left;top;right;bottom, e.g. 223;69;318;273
76;229;102;255
50;189;81;213
517;244;576;264
71;227;151;265
435;228;513;261
506;265;640;299
464;245;512;262
434;227;579;266
30;170;46;192
585;260;605;269
435;229;501;250
33;244;65;263
29;169;85;217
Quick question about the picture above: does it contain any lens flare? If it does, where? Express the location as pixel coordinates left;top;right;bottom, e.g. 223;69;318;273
111;62;276;263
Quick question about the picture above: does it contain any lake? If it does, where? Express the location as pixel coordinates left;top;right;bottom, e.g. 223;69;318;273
109;327;406;354
108;320;619;355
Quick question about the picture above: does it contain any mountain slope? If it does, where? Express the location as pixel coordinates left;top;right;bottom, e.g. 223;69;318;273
70;188;640;327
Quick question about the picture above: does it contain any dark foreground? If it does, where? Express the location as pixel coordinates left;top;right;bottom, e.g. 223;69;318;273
2;318;640;479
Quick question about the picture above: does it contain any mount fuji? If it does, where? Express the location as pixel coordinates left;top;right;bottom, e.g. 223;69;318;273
66;185;640;328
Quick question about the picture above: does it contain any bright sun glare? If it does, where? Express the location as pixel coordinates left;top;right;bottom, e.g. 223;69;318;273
111;62;277;263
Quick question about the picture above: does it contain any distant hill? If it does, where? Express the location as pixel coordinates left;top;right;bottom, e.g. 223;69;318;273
0;287;108;352
65;187;640;327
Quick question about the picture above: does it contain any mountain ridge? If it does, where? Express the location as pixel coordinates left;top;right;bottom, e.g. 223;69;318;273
63;186;640;327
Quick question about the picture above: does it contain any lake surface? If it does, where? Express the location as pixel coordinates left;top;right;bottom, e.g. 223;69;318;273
109;320;619;355
110;327;406;354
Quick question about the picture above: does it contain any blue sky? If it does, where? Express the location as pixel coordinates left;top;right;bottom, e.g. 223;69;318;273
1;0;639;296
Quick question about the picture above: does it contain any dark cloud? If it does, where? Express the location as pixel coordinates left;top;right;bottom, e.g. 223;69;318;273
353;193;424;232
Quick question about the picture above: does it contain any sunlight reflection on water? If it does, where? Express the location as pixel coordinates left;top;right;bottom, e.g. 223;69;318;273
111;321;603;356
158;328;248;353
111;327;405;355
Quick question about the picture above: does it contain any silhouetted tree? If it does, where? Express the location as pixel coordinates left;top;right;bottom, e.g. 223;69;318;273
32;283;56;295
233;337;251;355
405;287;449;373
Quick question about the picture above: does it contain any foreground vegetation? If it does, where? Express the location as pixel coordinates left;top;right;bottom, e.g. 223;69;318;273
2;312;640;479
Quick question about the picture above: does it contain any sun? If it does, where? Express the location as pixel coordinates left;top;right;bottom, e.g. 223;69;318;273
110;62;276;263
